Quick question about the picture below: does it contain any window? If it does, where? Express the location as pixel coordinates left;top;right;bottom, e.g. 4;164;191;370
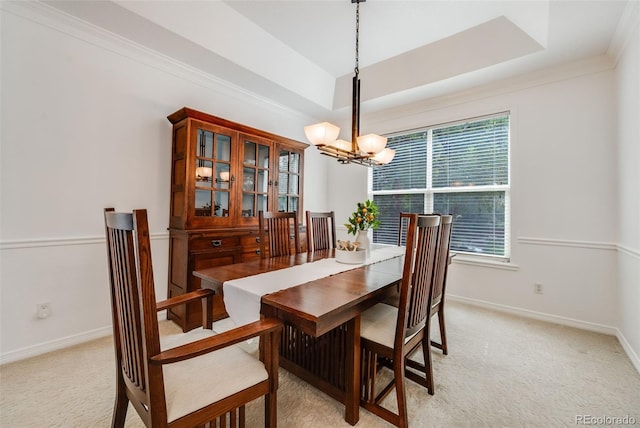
370;113;510;259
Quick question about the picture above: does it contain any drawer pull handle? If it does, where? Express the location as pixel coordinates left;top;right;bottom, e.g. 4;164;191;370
256;250;261;255
211;240;222;247
256;237;261;243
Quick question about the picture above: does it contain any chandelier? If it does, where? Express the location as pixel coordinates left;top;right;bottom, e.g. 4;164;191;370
304;0;395;167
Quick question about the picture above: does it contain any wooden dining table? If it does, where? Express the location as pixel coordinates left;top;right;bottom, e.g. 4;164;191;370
193;248;405;425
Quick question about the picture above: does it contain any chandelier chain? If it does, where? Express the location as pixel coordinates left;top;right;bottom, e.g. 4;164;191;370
355;0;360;75
303;0;393;167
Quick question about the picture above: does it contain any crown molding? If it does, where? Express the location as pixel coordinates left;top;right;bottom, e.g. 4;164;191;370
0;0;311;123
608;0;640;65
367;54;615;131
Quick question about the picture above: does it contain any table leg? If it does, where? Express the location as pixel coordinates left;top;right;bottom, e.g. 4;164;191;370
345;316;361;425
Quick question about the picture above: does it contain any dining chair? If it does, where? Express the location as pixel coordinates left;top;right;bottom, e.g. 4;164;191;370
360;214;441;428
104;208;282;427
427;214;453;355
305;210;337;252
258;210;300;258
396;212;414;246
399;213;454;355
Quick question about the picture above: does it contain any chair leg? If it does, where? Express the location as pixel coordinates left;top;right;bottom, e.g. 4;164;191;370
422;334;434;395
437;307;448;355
394;358;409;428
265;392;277;428
429;307;448;355
111;381;128;428
360;348;376;404
239;405;246;428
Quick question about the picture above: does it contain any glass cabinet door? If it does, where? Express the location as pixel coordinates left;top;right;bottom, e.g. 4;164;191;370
194;128;232;218
277;149;301;213
240;135;271;220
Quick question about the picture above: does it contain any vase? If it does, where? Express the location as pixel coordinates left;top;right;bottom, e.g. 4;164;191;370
355;229;371;258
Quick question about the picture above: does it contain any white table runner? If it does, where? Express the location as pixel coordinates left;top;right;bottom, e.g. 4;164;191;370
223;246;405;326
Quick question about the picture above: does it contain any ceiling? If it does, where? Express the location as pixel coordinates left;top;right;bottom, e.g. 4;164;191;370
43;0;630;121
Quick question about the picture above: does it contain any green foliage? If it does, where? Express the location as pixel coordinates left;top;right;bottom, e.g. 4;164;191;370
345;199;380;235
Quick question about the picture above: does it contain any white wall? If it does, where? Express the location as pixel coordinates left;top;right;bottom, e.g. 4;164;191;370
330;62;625;332
0;3;323;362
330;44;640;368
614;3;640;369
1;1;637;371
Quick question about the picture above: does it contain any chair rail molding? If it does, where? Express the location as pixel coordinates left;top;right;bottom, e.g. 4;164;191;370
618;243;640;260
517;236;618;252
0;232;169;250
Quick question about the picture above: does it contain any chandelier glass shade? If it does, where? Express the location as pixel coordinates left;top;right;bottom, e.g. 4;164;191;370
303;122;340;146
303;0;394;167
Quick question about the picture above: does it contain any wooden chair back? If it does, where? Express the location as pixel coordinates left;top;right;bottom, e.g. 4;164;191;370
397;212;414;246
259;211;300;258
429;214;453;356
397;211;453;306
397;214;441;342
430;214;453;308
105;208;282;427
305;211;337;252
104;208;164;424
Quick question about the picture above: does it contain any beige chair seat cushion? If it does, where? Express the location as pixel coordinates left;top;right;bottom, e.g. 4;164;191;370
160;328;268;423
361;303;420;349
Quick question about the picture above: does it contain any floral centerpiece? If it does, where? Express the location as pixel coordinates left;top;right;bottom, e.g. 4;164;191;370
344;199;379;257
345;199;380;235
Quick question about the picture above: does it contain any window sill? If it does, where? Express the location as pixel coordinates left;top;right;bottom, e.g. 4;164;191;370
451;254;519;271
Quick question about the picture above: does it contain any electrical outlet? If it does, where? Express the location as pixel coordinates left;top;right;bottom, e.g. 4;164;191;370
37;302;51;319
534;283;543;295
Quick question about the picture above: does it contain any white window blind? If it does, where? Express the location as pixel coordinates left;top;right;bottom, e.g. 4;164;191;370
370;113;510;258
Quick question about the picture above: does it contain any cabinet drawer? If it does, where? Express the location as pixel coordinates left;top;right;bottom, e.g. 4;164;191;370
242;251;262;262
242;244;262;260
241;234;262;249
190;235;241;251
192;250;241;272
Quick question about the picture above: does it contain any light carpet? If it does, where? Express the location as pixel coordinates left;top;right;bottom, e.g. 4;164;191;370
1;301;638;427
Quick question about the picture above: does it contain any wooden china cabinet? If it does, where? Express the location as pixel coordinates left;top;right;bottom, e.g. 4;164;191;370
166;107;307;331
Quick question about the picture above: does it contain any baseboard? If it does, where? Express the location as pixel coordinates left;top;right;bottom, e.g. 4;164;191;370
615;328;640;375
447;294;618;335
447;294;640;375
4;298;639;376
0;326;112;366
0;312;170;365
